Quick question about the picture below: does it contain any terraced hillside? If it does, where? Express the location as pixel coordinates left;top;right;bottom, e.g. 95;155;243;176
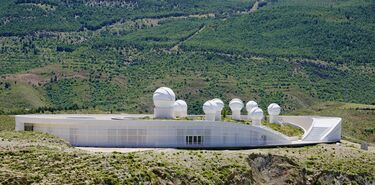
1;0;374;184
0;0;374;115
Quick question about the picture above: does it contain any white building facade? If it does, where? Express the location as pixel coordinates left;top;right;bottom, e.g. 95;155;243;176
15;87;342;148
15;114;341;148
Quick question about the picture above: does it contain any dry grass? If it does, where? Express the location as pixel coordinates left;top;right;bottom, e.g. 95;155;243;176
0;115;14;131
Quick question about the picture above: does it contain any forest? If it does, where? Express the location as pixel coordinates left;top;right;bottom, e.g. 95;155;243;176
0;0;374;115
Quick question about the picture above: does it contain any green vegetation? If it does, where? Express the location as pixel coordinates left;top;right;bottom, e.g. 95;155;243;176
0;130;373;184
1;0;374;183
0;0;252;35
1;0;374;115
185;0;375;64
0;0;373;142
0;82;48;112
0;115;14;131
222;117;304;137
262;121;304;137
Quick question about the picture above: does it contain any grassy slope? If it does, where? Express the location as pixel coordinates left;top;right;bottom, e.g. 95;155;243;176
0;115;14;131
0;130;374;184
185;0;375;64
221;117;305;137
0;82;49;112
1;0;375;115
262;121;304;138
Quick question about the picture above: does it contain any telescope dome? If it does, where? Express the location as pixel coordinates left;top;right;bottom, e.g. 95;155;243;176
250;107;264;120
267;103;281;115
229;98;244;110
153;87;176;107
212;98;224;111
174;100;187;111
203;100;218;114
246;101;258;112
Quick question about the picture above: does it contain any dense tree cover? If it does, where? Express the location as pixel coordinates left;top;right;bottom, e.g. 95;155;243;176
0;0;251;35
184;0;375;64
0;0;374;114
27;50;375;114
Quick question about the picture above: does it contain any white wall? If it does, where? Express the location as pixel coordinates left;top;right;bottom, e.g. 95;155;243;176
16;114;342;147
16;115;291;148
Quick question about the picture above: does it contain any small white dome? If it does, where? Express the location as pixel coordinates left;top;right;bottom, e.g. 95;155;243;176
267;103;281;115
174;100;187;111
246;101;258;112
203;100;218;114
211;98;224;110
153;87;176;107
229;98;244;110
250;107;264;120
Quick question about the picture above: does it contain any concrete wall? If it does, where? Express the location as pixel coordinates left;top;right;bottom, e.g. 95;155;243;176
16;115;291;148
279;116;342;142
15;114;342;148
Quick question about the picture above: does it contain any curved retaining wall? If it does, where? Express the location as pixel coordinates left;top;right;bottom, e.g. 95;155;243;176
279;116;342;142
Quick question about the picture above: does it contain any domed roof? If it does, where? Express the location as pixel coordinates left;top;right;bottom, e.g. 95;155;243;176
229;98;241;104
267;103;281;115
229;98;244;110
249;107;264;120
211;98;224;110
153;87;176;107
203;100;218;114
174;100;187;111
246;101;258;112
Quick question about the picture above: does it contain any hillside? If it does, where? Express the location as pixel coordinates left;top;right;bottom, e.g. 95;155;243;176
0;125;374;184
0;0;374;114
1;103;375;184
1;0;375;184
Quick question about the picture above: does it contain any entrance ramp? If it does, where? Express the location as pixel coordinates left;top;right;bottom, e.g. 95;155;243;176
280;116;342;142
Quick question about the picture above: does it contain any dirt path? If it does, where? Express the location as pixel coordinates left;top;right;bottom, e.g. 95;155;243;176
250;0;260;13
170;25;206;51
169;0;262;51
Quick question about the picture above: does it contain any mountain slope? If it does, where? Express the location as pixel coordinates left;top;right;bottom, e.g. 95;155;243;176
0;0;374;114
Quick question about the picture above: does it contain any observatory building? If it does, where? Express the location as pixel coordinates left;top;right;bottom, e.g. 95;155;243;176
15;87;342;148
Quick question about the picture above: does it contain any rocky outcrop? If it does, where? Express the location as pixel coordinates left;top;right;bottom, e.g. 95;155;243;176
246;153;374;185
248;153;307;184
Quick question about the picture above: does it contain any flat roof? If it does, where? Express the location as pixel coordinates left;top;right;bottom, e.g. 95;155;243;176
16;114;154;121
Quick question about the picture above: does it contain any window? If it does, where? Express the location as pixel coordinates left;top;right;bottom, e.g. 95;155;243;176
24;123;33;131
185;136;204;145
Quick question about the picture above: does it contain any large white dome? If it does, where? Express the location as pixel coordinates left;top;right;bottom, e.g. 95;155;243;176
212;98;224;111
203;100;218;114
174;100;187;111
229;98;244;110
250;107;264;120
246;101;258;112
267;103;281;115
153;87;176;107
